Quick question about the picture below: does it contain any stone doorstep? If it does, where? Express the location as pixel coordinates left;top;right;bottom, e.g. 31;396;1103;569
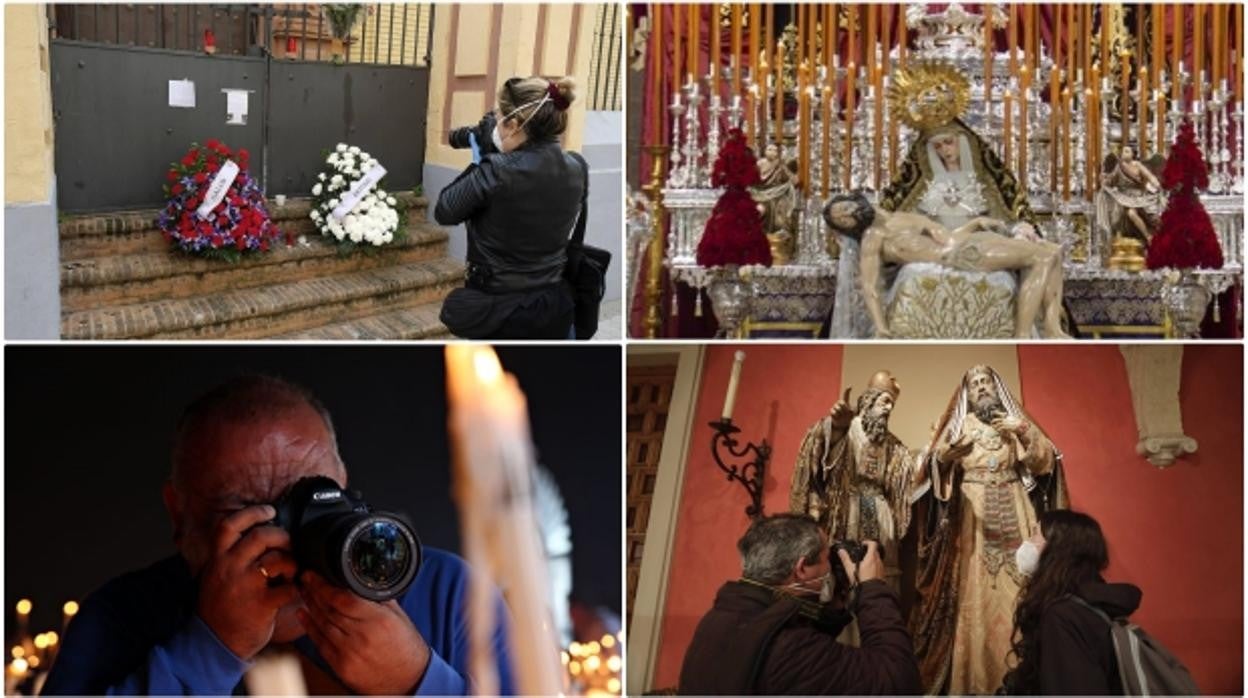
58;192;429;238
60;238;450;314
61;223;448;288
60;257;466;340
274;302;451;340
60;215;433;262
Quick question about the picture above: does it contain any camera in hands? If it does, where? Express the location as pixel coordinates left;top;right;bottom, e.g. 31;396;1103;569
448;112;499;155
273;476;421;602
830;539;882;592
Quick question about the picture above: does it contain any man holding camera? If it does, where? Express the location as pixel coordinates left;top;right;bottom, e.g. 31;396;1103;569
678;514;921;695
43;376;515;695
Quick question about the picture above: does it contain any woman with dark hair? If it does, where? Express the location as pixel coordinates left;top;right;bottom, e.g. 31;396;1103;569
435;76;585;339
1001;510;1141;695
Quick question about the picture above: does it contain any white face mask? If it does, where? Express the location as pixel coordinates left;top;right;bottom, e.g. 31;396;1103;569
492;93;552;153
783;572;832;600
1015;540;1042;576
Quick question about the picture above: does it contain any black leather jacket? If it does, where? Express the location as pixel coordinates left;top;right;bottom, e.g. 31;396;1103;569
434;139;584;293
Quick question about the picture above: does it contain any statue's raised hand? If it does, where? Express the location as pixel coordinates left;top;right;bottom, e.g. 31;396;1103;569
829;387;855;429
938;433;975;466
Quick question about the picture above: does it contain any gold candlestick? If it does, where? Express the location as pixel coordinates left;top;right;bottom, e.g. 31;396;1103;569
642;145;669;339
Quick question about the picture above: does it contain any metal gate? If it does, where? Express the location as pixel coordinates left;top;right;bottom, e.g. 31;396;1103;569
48;4;433;213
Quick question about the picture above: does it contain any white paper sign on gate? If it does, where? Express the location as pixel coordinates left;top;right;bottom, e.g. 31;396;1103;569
196;159;241;220
331;162;388;222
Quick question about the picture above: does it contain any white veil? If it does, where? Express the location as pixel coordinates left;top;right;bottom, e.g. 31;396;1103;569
829;234;875;338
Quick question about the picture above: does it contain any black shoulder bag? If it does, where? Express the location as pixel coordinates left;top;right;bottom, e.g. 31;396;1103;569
564;152;612;339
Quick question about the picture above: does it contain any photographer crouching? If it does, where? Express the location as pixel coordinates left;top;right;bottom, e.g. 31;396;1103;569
435;76;585;339
679;514;921;695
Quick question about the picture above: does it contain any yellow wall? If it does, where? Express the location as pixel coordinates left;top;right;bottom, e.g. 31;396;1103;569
5;3;55;205
425;3;597;169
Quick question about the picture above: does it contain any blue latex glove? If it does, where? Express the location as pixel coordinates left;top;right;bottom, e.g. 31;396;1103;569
468;131;482;164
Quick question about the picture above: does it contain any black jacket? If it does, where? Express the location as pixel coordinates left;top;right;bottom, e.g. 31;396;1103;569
1034;580;1143;695
434;138;584;293
678;579;922;695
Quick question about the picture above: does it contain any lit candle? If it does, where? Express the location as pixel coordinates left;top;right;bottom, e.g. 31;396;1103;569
15;600;30;639
722;350;746;421
711;3;721;95
984;5;994;108
799;61;809;194
845;61;856;189
689;5;699;85
62;601;78;633
1193;4;1204;100
732;4;742;97
874;66;884;191
1050;68;1060;191
1086;86;1096;197
1121;50;1130;152
1062;86;1071;200
1004;89;1014;169
774;43;784;146
1008;3;1018;82
1020;66;1029;183
673;6;682;95
445;345;564;696
1139;67;1149;154
1171;4;1182;105
866;4;876;86
649;4;662;145
748;3;759;145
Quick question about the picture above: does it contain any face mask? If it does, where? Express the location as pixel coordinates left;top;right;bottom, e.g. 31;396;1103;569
783;572;831;599
1015;540;1041;576
493;94;552;152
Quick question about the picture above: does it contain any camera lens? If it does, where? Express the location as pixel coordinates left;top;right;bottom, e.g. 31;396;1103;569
338;515;421;601
349;520;412;589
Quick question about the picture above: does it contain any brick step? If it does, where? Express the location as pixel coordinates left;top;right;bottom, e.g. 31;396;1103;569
61;257;465;340
61;223;449;312
59;194;429;261
274;302;453;340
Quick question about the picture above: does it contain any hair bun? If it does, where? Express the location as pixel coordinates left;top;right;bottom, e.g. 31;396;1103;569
553;76;577;109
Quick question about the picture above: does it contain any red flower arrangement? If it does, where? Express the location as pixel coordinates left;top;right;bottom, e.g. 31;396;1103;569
1146;121;1224;270
695;129;773;268
158;139;280;259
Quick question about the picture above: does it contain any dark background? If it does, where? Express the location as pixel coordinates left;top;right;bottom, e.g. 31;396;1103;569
5;345;621;637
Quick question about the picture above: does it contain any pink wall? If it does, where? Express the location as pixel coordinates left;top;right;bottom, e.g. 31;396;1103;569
653;344;844;687
653;344;1242;694
1017;344;1243;695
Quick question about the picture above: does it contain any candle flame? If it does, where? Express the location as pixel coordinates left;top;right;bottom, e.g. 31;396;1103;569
11;658;27;675
45;631;58;646
15;599;31;615
26;656;39;669
607;678;622;693
33;634;48;650
601;634;616;648
472;347;503;385
63;601;79;616
10;647;22;659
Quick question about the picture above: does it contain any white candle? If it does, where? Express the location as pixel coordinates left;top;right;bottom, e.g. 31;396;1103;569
444;345;563;697
722;350;746;420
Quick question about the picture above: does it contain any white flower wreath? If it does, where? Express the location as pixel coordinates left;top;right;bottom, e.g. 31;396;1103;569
310;143;404;249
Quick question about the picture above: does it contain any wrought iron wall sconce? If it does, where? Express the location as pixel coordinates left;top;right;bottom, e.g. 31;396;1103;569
708;418;770;519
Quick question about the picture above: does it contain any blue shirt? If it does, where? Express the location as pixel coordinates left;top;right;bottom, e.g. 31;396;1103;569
42;548;516;695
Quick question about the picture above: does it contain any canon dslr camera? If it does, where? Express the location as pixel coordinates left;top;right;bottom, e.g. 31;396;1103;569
830;539;882;592
448;112;499;155
273;476;421;602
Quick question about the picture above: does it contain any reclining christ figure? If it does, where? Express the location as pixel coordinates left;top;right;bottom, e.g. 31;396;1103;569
823;191;1069;339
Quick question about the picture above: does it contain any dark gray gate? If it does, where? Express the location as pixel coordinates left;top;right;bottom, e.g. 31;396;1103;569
48;4;432;213
266;63;428;196
50;43;266;212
